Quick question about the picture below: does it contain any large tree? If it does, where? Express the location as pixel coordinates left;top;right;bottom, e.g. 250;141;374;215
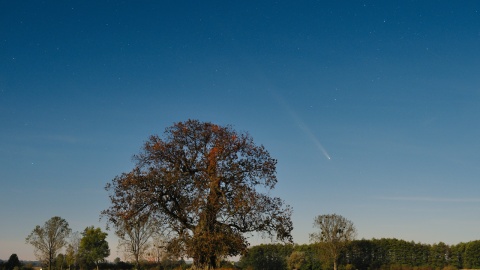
104;119;293;269
310;214;356;270
79;226;110;270
25;216;72;270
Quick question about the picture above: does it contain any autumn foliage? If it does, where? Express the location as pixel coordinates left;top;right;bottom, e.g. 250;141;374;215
104;120;293;269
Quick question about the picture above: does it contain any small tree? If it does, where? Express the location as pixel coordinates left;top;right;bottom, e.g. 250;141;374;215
6;254;21;270
102;210;159;269
65;244;75;270
79;226;110;270
55;254;66;270
65;231;81;270
26;216;72;270
145;233;170;263
310;214;356;270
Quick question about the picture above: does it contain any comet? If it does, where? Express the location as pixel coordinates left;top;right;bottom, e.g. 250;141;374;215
269;88;331;161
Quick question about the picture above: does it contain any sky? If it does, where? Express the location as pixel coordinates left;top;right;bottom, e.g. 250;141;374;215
1;0;480;262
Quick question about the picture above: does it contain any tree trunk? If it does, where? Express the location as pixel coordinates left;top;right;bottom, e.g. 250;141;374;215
191;175;221;270
193;253;217;270
49;251;53;270
209;255;216;269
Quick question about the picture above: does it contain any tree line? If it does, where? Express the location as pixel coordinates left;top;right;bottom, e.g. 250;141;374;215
21;216;190;270
238;239;480;270
9;237;480;270
0;254;188;270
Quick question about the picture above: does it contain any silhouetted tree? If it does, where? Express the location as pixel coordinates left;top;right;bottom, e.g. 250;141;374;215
6;254;21;270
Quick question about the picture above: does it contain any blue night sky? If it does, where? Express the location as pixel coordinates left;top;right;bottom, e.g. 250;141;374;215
1;1;480;261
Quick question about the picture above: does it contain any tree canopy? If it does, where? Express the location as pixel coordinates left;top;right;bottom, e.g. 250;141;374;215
104;119;293;269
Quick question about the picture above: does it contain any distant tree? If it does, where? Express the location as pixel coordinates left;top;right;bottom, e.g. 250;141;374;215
104;119;293;269
65;244;75;270
79;226;110;270
25;216;72;270
310;214;356;270
287;251;306;270
450;242;466;269
6;254;21;270
239;243;294;270
55;254;66;270
292;244;322;270
343;239;378;270
463;240;480;269
102;210;159;269
429;242;450;269
145;233;170;263
65;231;81;270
